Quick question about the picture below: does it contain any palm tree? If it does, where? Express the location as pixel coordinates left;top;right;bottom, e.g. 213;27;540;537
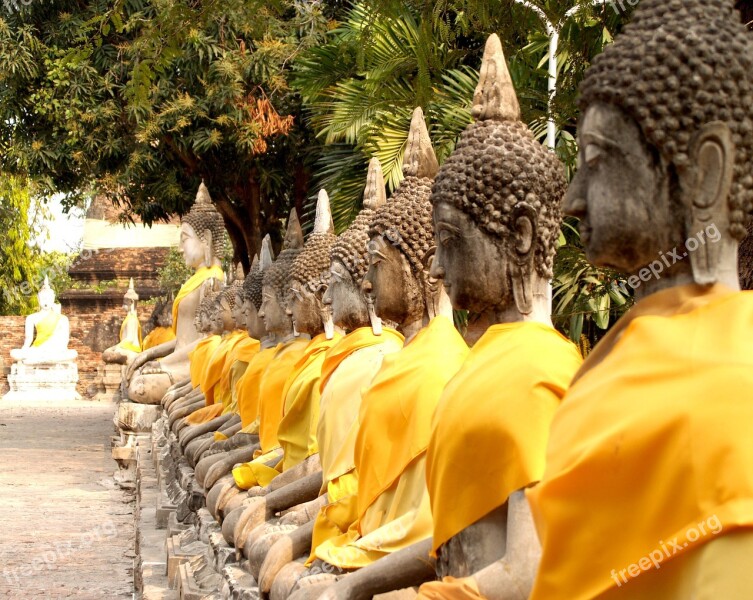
294;0;633;345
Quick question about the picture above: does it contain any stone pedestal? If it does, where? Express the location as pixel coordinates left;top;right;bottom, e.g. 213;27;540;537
113;401;163;488
94;363;125;402
2;360;81;402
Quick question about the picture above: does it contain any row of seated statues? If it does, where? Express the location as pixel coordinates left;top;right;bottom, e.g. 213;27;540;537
116;3;753;598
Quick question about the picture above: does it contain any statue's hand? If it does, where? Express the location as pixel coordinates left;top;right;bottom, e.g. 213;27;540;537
126;352;150;380
140;361;163;375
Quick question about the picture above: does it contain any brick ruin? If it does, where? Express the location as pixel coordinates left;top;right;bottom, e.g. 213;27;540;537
1;197;180;397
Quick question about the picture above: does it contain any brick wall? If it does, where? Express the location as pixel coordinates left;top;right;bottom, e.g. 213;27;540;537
0;311;150;398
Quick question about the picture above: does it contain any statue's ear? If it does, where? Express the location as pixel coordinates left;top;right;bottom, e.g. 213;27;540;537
509;202;537;315
204;229;213;267
684;121;734;285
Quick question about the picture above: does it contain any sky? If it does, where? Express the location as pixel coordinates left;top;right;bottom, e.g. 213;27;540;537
34;196;86;253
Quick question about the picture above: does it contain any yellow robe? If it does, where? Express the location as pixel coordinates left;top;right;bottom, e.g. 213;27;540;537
528;284;753;600
116;312;142;353
316;317;469;569
216;332;259;413
236;346;278;430
172;265;224;335
186;331;246;425
230;333;340;488
32;311;61;347
426;321;582;555
308;327;404;565
189;335;221;389
142;326;176;350
232;337;310;489
223;337;261;416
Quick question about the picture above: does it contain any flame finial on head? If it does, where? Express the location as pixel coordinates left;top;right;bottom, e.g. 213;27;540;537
403;107;439;179
260;234;274;271
471;33;520;123
313;189;335;235
283;208;304;250
363;158;388;210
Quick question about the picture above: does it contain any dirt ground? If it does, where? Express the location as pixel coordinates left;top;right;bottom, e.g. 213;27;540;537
0;398;134;599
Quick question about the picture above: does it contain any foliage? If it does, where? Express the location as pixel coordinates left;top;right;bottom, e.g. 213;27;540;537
158;248;193;297
0;175;41;314
296;0;633;343
0;0;338;267
553;219;633;343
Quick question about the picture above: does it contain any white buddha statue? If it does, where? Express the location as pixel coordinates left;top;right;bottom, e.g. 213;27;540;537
102;278;143;366
10;276;78;364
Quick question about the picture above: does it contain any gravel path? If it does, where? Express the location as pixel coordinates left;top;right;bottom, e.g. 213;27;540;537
0;399;134;599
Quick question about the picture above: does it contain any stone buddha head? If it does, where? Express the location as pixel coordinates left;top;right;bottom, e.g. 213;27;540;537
195;291;221;335
213;285;239;334
430;34;566;321
242;236;273;340
37;276;56;311
123;278;139;313
180;182;226;270
324;158;388;331
229;263;247;329
259;210;304;338
364;107;440;332
566;0;753;294
289;190;338;337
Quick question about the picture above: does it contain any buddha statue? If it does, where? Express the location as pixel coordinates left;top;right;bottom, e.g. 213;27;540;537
526;2;753;599
224;190;339;493
102;278;143;366
402;34;583;599
126;181;225;404
278;108;470;600
235;159;405;596
197;239;282;508
10;276;77;364
206;191;342;534
164;290;224;430
176;276;252;445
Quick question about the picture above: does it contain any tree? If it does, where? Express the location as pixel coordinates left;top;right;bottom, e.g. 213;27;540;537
0;176;43;314
0;0;336;268
294;0;633;344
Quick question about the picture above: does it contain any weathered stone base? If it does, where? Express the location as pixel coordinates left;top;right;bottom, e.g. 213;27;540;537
2;361;81;401
129;403;266;600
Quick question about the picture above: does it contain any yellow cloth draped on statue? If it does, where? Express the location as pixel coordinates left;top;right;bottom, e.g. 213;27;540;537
306;327;404;565
231;338;310;489
201;331;246;406
189;335;221;389
142;326;176;350
233;333;341;488
426;321;582;555
527;284;753;600
236;346;278;430
316;317;469;569
213;331;257;413
418;576;483;600
185;331;246;425
222;337;261;416
172;265;224;335
278;332;342;472
257;338;311;453
32;311;62;347
117;312;143;353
